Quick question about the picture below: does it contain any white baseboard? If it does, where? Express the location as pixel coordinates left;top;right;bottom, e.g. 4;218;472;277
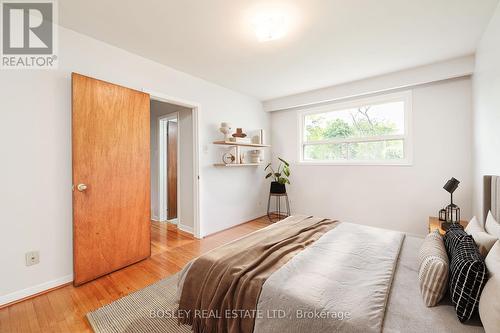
178;224;193;234
167;218;178;225
0;274;73;307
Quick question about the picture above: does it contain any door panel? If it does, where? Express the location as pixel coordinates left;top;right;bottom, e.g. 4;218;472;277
72;73;150;286
167;121;178;220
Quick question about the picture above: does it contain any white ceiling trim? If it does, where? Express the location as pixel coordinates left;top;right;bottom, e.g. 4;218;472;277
263;55;475;112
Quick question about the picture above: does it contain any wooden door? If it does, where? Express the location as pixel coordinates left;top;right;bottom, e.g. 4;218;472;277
72;73;151;286
167;121;178;219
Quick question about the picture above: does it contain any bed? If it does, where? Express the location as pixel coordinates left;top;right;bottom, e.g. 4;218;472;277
173;178;500;333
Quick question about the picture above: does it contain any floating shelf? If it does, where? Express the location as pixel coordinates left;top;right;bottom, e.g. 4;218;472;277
213;163;263;167
213;141;271;148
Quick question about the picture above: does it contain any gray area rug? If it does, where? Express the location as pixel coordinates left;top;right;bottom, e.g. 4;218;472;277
86;273;192;333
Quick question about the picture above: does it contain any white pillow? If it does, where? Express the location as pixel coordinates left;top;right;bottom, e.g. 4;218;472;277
479;277;500;333
485;241;500;277
465;216;482;233
479;240;500;333
485;211;500;239
465;216;498;257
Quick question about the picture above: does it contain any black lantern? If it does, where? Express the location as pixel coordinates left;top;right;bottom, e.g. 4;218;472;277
439;208;447;221
442;177;461;231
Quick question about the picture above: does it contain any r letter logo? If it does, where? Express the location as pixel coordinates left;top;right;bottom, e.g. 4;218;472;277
1;0;58;69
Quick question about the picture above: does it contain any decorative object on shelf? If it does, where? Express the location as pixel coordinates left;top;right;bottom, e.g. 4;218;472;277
248;150;262;163
439;208;447;221
229;136;252;144
221;146;239;164
234;146;241;164
232;128;247;138
219;122;232;140
222;152;235;165
441;177;461;231
250;129;265;144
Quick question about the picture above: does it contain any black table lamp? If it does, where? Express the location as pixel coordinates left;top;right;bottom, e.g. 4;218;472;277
442;177;460;230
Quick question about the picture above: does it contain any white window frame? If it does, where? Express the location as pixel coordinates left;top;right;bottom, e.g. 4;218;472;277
297;91;413;166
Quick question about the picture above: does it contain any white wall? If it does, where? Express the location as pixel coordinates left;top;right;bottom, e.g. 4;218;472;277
150;100;190;221
472;3;500;222
271;78;473;236
0;26;270;305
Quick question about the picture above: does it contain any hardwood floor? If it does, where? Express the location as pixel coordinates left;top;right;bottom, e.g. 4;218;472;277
0;217;270;333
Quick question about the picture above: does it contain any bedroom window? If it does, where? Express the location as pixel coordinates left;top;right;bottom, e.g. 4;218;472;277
298;91;412;165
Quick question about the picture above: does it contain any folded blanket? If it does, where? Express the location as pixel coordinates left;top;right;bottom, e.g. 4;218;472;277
177;215;338;333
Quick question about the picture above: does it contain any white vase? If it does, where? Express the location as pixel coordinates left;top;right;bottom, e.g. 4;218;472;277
219;122;232;140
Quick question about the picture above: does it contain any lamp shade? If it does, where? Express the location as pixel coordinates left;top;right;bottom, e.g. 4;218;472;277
443;177;460;194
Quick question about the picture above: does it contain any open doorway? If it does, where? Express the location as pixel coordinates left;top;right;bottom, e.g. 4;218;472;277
159;114;178;222
150;98;198;243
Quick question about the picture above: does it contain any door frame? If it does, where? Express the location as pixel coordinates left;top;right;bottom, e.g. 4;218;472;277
158;113;179;223
146;89;201;239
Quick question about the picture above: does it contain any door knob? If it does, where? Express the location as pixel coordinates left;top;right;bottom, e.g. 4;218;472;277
77;184;88;192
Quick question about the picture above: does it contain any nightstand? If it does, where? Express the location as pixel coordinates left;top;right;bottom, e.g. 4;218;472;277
428;216;469;235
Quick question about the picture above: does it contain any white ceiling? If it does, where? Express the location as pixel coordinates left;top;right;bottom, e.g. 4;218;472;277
59;0;499;100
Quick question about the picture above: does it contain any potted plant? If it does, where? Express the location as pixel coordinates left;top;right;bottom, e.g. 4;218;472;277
265;157;291;194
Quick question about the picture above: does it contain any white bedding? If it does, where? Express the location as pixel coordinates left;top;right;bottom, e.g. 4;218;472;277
255;222;404;333
176;220;485;332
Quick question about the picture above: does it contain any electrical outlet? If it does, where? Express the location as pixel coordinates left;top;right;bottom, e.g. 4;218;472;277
25;251;40;266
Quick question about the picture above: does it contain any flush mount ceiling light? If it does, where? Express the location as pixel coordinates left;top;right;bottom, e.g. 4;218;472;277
252;11;288;42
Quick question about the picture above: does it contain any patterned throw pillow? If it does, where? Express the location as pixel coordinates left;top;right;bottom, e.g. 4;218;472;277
444;224;467;256
445;229;488;322
417;230;449;306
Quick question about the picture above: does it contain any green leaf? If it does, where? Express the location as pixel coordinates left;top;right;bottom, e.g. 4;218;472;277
264;163;271;170
286;179;291;184
283;168;290;177
265;172;273;179
278;157;290;167
274;173;281;177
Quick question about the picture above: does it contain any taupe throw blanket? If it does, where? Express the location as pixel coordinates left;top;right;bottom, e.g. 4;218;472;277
178;216;338;333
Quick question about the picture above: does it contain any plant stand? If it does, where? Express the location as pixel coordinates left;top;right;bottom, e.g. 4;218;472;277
267;192;290;223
